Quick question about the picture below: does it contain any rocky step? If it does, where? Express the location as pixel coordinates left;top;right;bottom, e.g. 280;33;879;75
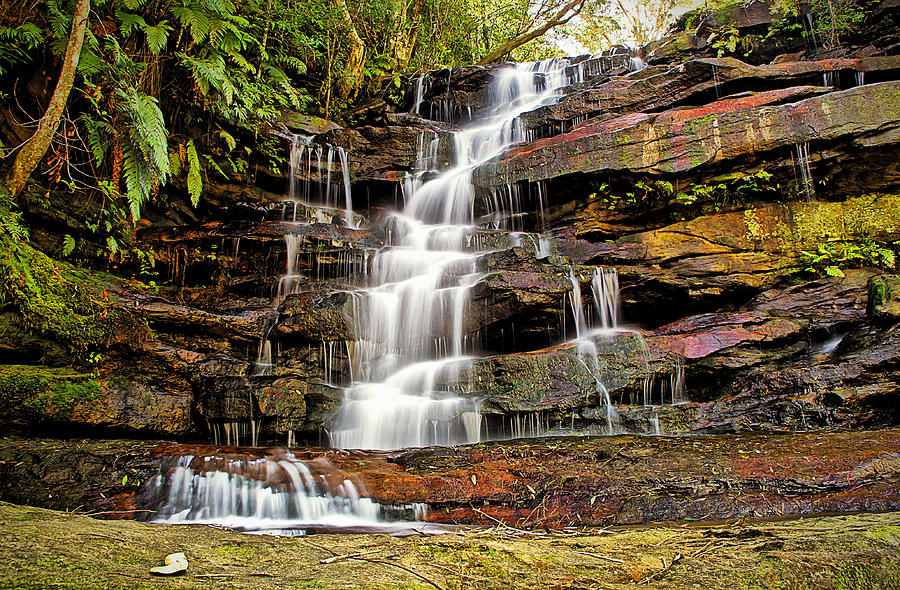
474;80;900;189
556;193;900;323
2;430;899;527
520;56;900;135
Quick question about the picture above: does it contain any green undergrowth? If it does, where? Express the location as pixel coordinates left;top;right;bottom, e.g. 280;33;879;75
0;365;101;421
0;231;116;359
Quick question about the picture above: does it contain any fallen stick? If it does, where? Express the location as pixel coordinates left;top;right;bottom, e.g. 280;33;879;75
639;553;683;585
574;550;625;564
350;556;445;590
77;532;127;543
472;507;530;534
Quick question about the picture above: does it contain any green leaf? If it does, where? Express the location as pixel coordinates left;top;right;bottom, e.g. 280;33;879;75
824;266;845;277
121;474;128;486
186;139;203;207
143;23;171;55
62;234;76;257
203;154;228;179
116;10;147;37
168;149;182;177
218;130;236;151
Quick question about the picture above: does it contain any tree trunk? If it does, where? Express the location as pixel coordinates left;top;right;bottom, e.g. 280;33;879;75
476;0;587;65
335;0;366;100
4;0;91;199
389;0;426;71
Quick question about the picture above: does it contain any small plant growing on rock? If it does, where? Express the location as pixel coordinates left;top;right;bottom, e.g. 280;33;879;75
800;239;898;277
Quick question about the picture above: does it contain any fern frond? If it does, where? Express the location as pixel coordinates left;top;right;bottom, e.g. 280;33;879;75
143;22;172;54
81;117;109;168
168;149;182;176
273;54;307;75
186;139;203;207
172;6;211;43
0;23;45;74
122;143;151;220
217;130;236;151
117;10;148;37
121;0;150;10
203;154;228;179
62;234;76;257
226;52;253;73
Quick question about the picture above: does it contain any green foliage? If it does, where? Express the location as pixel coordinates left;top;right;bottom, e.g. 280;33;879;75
114;87;170;219
710;25;742;56
675;169;779;210
0;23;43;74
62;234;76;257
0;200;30;242
186;139;203;206
0;365;101;421
771;0;872;48
800;239;898;277
0;231;109;356
597;178;676;210
1;0;321;250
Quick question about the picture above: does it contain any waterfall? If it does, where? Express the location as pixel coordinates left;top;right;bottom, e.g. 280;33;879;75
410;75;427;115
145;454;428;534
284;136;355;227
331;59;576;450
336;146;355;228
591;267;621;330
567;267;617;434
794;141;816;201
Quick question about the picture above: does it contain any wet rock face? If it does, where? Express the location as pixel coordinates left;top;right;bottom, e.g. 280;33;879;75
5;0;900;446
3;431;899;527
475;79;900;189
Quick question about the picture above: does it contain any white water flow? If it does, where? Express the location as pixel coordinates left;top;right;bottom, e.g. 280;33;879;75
286;137;354;226
331;60;575;450
569;268;618;434
148;454;431;534
592;266;621;329
251;139;358;377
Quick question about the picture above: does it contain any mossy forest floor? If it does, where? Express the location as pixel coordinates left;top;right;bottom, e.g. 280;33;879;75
1;503;898;589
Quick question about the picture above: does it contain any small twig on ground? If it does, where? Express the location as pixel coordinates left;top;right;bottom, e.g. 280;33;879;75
653;532;685;546
320;550;380;564
597;447;627;470
520;491;549;527
472;507;530;535
430;562;481;582
76;532;127;543
690;539;718;557
195;572;275;578
639;553;682;585
574;550;625;564
298;538;337;556
350;557;445;590
79;510;157;517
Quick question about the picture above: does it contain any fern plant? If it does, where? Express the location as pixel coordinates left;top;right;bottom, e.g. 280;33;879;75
0;23;43;75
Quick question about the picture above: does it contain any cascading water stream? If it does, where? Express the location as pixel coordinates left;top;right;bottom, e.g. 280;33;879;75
331;60;578;450
145;454;434;535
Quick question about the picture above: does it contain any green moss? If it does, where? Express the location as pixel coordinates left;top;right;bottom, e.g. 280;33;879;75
863;526;900;546
0;233;111;358
0;365;101;421
215;542;259;560
833;559;900;590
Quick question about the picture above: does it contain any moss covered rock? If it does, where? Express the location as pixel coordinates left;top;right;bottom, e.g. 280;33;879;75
0;365;101;423
868;274;900;320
